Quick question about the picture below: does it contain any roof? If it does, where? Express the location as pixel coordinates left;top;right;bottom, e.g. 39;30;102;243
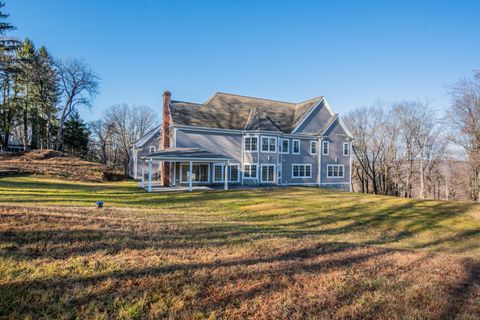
141;148;233;162
133;125;161;148
169;92;324;134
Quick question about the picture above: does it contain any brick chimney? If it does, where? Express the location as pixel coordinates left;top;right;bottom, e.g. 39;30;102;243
160;90;171;186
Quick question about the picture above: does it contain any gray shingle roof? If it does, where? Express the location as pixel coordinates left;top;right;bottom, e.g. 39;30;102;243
169;92;323;134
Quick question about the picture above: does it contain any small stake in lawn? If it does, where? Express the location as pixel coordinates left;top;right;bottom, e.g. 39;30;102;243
96;201;104;209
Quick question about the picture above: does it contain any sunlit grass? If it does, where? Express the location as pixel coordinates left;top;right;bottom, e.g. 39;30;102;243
1;175;480;319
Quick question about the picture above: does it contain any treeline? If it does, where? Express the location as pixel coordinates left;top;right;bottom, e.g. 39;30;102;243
345;71;480;202
0;2;159;176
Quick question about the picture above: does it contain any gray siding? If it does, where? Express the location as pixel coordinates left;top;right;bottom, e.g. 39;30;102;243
132;131;161;179
295;101;332;134
280;138;319;185
320;119;351;186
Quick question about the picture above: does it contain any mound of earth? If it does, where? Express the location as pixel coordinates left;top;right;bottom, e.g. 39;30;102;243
0;149;124;182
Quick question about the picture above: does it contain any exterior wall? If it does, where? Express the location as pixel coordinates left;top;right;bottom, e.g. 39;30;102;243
320;119;351;188
295;100;332;134
280;137;319;185
131;131;162;180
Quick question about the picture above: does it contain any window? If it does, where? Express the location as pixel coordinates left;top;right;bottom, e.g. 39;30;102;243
322;141;329;155
213;164;240;182
261;136;277;152
292;164;312;178
343;142;350;156
149;146;156;153
243;164;258;179
327;165;344;178
261;164;275;183
279;139;289;154
292;139;300;154
181;164;209;182
310;141;318;155
244;136;258;152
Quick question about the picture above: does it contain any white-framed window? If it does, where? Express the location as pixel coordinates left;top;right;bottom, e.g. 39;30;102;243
322;141;329;155
261;164;276;183
310;141;318;155
149;146;156;153
243;164;258;179
244;136;258;152
213;163;240;182
343;142;350;156
279;138;289;154
327;164;344;178
261;136;277;153
292;164;312;178
180;163;210;182
292;139;300;155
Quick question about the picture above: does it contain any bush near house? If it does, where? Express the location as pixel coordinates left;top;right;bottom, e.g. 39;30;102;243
1;176;480;319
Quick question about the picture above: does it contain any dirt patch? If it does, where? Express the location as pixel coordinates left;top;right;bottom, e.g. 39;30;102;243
0;150;124;182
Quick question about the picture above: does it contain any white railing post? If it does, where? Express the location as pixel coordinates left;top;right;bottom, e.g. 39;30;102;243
141;160;145;188
148;159;152;192
224;162;228;191
188;161;193;192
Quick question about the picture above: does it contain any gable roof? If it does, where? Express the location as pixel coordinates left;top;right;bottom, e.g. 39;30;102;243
169;92;324;134
133;125;162;148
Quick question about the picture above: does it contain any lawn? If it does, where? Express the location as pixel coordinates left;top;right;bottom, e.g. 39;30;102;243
1;176;480;319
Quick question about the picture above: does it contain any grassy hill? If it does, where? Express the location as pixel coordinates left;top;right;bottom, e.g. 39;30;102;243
1;176;480;319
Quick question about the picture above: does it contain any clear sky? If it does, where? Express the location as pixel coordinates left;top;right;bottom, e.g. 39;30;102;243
6;0;480;121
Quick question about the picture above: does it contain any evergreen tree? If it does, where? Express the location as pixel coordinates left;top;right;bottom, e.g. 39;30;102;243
0;1;14;35
63;111;90;157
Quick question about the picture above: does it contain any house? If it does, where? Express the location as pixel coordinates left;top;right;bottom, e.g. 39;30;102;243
130;125;162;179
137;91;353;192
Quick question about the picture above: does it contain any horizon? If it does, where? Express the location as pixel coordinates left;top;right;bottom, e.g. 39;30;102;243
7;0;480;121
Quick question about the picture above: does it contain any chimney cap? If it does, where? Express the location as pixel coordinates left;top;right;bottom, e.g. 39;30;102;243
163;90;171;97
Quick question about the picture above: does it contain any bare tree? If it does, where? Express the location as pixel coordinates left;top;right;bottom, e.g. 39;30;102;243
448;70;480;201
55;59;99;151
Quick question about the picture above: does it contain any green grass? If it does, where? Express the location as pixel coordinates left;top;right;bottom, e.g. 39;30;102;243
1;175;480;319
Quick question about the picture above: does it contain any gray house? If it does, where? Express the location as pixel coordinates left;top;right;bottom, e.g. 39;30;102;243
137;91;353;192
130;126;162;180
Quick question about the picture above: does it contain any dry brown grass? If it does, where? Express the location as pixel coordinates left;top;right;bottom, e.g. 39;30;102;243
0;150;122;182
1;177;480;319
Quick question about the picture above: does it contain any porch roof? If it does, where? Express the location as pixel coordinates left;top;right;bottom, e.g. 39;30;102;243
141;147;233;162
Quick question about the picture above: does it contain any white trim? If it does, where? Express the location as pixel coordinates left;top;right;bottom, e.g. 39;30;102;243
326;164;344;178
343;142;350;156
322;141;329;155
260;164;276;183
320;182;350;185
133;125;161;148
243;134;259;153
292;139;300;155
320;117;353;139
292;164;312;178
213;163;240;183
173;125;321;139
291;97;324;133
243;163;258;179
180;163;211;183
149;146;156;154
283;182;319;186
260;135;277;153
279;138;289;154
310;141;318;155
322;98;335;116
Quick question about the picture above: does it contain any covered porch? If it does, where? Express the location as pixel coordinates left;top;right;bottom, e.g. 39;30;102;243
140;148;233;192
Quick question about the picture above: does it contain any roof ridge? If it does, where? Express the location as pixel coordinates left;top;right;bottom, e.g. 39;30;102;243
295;96;324;106
214;92;296;105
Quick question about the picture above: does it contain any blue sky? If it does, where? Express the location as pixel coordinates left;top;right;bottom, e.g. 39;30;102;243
7;0;480;121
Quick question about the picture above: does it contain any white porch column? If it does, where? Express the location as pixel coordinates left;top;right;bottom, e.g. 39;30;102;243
141;160;145;188
188;161;193;192
224;162;229;191
148;159;152;192
172;162;176;186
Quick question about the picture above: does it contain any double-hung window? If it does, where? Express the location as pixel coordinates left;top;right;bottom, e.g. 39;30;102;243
292;164;312;178
279;139;289;154
292;139;300;154
149;146;156;153
343;142;350;156
322;141;329;155
310;141;318;155
261;136;277;152
243;164;258;179
327;164;344;178
244;136;258;152
261;164;275;183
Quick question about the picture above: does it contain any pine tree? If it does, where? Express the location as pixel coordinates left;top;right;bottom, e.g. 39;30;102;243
0;2;14;35
63;111;90;157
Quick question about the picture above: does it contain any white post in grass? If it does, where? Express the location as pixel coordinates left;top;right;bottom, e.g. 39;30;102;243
141;160;145;188
224;162;228;191
188;161;193;192
148;159;152;192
